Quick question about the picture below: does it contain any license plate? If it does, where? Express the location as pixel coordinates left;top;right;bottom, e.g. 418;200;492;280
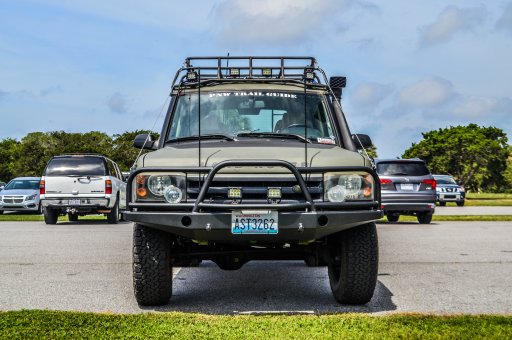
401;184;414;191
69;199;81;205
231;210;278;235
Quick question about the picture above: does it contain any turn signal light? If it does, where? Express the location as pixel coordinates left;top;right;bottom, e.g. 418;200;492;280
39;180;45;195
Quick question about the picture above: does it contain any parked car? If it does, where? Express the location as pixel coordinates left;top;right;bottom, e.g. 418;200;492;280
39;154;126;224
0;177;42;214
376;158;436;224
433;174;465;207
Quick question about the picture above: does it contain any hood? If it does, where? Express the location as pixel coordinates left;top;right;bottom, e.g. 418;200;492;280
0;189;39;196
139;141;367;172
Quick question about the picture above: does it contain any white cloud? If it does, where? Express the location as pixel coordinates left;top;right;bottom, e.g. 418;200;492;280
419;6;486;46
496;2;512;36
453;96;512;118
351;82;390;107
398;76;455;108
210;0;375;45
108;92;128;114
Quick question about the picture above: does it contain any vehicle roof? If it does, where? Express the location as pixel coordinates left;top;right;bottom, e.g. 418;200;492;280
176;82;329;94
9;177;40;180
374;158;425;163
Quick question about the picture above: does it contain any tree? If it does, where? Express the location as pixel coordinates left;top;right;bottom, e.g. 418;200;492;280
364;145;378;159
0;138;19;181
402;124;509;192
111;130;159;171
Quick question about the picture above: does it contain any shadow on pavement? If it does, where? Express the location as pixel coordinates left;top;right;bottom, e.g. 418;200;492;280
142;261;397;314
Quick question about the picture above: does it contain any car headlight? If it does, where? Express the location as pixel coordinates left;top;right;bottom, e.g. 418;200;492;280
25;194;37;201
324;172;374;202
134;173;186;203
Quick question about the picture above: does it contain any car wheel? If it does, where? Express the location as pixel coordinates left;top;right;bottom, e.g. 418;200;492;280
439;202;446;207
456;201;465;207
386;213;399;223
133;223;172;306
327;222;378;304
0;210;3;215
44;208;59;225
107;199;119;224
68;212;79;222
417;212;433;224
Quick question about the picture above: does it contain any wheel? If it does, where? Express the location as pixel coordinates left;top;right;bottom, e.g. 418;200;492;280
68;212;79;222
327;222;378;304
0;210;3;215
417;212;433;224
439;202;446;206
44;208;59;225
386;213;399;223
107;199;119;224
133;224;172;306
456;200;465;207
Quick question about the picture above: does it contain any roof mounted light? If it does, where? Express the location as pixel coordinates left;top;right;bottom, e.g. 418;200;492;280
304;68;315;81
229;68;240;77
262;68;272;77
187;70;198;81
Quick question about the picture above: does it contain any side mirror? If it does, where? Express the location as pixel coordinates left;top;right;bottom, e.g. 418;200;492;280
352;134;373;149
133;134;156;150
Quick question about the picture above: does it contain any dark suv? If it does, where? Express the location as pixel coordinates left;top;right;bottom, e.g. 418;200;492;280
375;159;436;224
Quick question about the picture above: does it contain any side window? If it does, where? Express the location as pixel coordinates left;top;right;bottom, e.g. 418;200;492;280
114;163;122;180
106;160;116;178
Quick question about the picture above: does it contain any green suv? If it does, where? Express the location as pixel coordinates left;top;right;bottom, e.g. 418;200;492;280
125;56;383;306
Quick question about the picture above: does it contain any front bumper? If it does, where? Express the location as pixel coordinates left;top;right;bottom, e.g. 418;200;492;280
0;201;40;212
124;209;383;242
437;193;465;202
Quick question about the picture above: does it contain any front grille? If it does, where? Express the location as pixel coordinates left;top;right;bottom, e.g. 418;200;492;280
3;196;24;204
186;176;323;202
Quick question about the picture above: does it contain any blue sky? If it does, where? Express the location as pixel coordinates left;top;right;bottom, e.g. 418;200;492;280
1;0;512;157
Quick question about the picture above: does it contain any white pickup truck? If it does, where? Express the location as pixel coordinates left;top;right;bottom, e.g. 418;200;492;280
40;154;126;224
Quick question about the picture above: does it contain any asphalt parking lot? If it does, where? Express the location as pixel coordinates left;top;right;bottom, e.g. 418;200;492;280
0;220;511;314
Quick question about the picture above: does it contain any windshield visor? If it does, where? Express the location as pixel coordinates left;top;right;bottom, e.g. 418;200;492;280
167;91;335;143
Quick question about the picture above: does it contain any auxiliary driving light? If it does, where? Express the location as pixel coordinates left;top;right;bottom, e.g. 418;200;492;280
327;185;346;202
227;187;242;199
164;185;183;204
267;187;282;199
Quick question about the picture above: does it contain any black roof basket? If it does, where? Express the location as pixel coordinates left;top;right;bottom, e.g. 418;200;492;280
171;56;331;90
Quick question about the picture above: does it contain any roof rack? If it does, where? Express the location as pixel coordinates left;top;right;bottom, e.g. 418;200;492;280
171;56;327;90
55;153;105;157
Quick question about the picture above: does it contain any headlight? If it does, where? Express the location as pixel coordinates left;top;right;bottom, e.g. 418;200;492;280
324;172;374;202
25;194;37;201
134;173;186;203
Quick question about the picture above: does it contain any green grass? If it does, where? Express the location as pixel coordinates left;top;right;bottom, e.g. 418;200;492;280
0;214;107;222
0;310;511;339
379;215;512;223
466;192;512;199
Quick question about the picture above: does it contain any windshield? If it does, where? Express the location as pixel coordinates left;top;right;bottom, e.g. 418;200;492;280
4;179;40;190
45;157;107;176
434;176;457;185
377;162;430;176
167;91;335;143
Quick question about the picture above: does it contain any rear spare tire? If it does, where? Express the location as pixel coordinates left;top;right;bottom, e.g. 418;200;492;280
133;223;172;306
327;222;378;304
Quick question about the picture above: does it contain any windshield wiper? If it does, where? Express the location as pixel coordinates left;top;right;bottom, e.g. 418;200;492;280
166;134;236;143
237;132;312;144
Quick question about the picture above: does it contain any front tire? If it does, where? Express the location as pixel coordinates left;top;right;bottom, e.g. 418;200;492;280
327;222;378;304
456;200;465;207
133;224;172;306
44;208;59;225
417;212;433;224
